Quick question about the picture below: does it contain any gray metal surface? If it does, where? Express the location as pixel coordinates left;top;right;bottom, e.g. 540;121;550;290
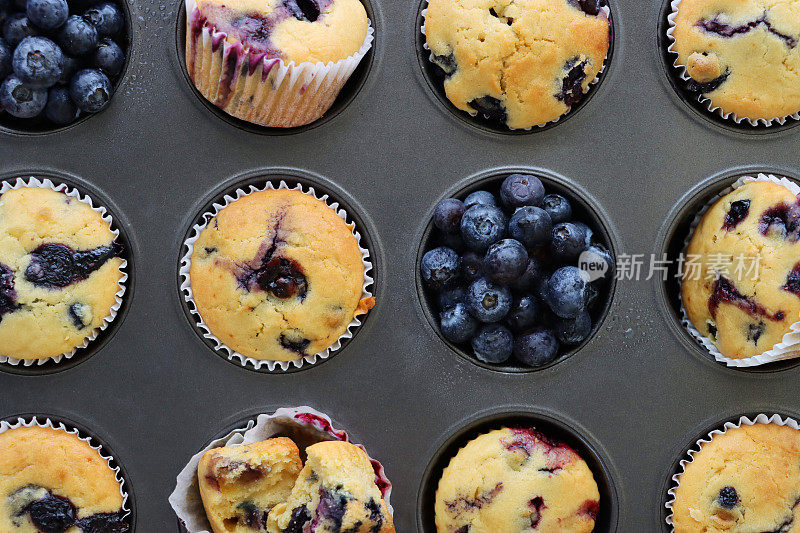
1;0;800;530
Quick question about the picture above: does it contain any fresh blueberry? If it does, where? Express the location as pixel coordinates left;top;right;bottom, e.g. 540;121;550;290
44;85;76;123
463;190;496;210
506;294;541;332
437;284;465;309
482;238;528;284
545;266;586;318
83;2;123;37
471;323;513;364
534;273;551;303
433;198;465;234
551;222;588;263
466;277;512;322
12;36;63;88
0;74;46;117
718;486;738;509
0;37;10;79
3;13;37;48
514;327;560;367
499;173;545;209
508;206;553;248
582;244;613;282
439;303;477;344
26;0;67;30
554;310;591;345
509;258;543;293
459;251;483;283
460;204;507;252
25;494;76;531
573;221;593;247
94;37;122;75
420;246;460;290
541;194;572;224
57;53;76;84
69;68;111;112
57;15;98;56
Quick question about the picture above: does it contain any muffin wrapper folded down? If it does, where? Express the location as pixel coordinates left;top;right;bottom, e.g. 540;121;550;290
419;1;611;130
665;413;800;530
667;0;800;127
169;406;393;533
0;177;128;367
678;173;800;367
0;416;132;522
185;0;374;128
179;179;374;372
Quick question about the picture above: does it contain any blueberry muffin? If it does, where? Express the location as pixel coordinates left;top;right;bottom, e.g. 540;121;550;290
435;427;599;532
0;187;124;360
267;440;394;533
671;0;800;122
424;0;611;129
198;438;303;532
672;423;800;531
682;180;800;359
0;425;128;532
186;0;370;127
189;189;373;362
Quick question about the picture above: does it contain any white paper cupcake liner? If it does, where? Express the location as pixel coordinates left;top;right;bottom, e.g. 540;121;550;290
180;179;374;372
0;177;128;367
185;0;374;128
420;1;611;130
678;173;800;367
169;406;393;533
666;0;800;127
0;415;132;524
665;413;800;529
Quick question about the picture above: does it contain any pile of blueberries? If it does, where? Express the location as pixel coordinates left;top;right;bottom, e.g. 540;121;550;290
0;0;126;126
420;174;614;368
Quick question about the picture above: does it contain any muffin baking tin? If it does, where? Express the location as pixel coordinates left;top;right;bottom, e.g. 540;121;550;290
3;0;800;530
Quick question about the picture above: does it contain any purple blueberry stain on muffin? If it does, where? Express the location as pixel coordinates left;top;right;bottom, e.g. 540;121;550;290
709;276;785;322
10;485;129;532
528;496;545;527
24;242;122;289
555;58;589;107
279;332;311;355
746;321;765;345
468;96;507;124
759;201;800;242
313;487;348;530
686;71;730;94
722;199;750;230
445;482;503;516
284;505;312;533
717;486;739;509
696;14;797;48
783;263;800;297
0;262;19;321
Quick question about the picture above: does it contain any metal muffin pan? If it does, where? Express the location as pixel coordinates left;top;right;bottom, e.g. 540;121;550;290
3;0;800;530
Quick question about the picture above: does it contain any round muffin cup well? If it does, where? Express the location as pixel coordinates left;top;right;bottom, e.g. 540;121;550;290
0;416;132;526
419;1;611;131
185;0;374;128
0;177;128;367
678;173;800;367
179;180;374;372
169;406;393;533
664;413;800;530
666;0;800;127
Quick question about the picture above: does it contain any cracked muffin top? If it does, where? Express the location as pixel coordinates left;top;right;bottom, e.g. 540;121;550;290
189;189;373;362
0;425;128;532
0;187;124;360
267;440;394;533
672;423;800;532
435;427;600;533
424;0;610;129
681;180;800;360
191;0;368;64
671;0;800;121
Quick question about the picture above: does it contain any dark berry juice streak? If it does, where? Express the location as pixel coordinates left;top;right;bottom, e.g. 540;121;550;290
783;263;800;297
555;58;588;107
722;199;750;230
709;276;785;322
696;16;797;48
24;242;122;289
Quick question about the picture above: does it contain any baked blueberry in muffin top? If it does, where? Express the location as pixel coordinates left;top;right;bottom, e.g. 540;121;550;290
189;189;373;363
0;186;124;361
0;426;129;532
671;0;800;121
435;427;600;532
682;180;800;360
424;0;611;129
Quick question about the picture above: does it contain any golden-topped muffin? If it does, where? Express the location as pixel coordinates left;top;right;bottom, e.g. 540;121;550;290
0;187;124;360
671;0;800;121
267;440;394;533
672;423;800;532
682;180;800;359
189;189;372;362
424;0;610;129
0;425;128;532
